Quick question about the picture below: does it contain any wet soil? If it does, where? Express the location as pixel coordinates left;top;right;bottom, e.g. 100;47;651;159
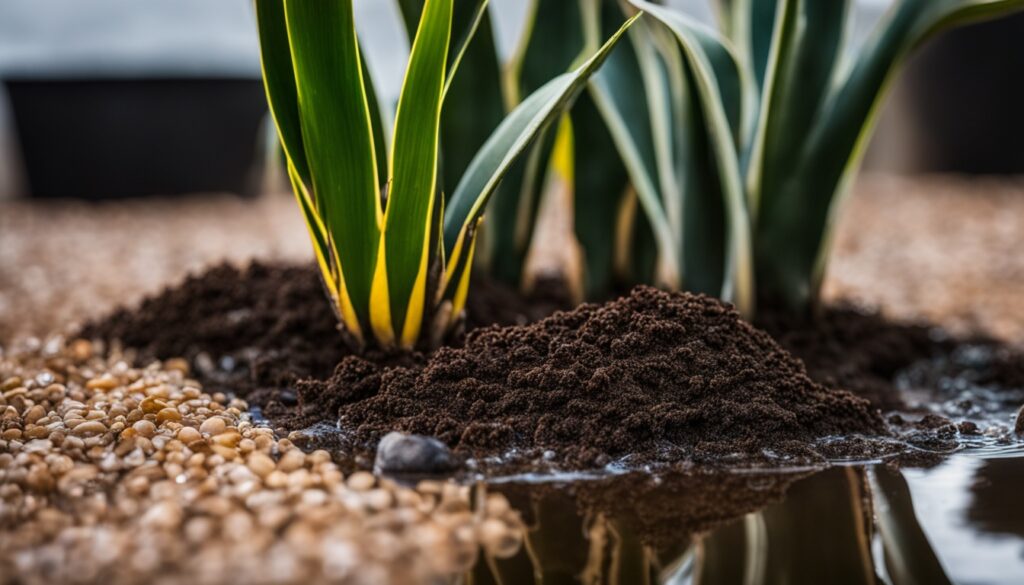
757;308;948;412
80;262;1023;473
83;263;887;472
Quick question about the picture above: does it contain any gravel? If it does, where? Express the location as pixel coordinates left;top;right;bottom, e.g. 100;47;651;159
0;337;523;584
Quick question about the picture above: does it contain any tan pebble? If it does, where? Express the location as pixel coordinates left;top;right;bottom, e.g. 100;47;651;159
62;436;85;450
177;427;201;444
156;408;182;424
254;434;274;451
1;377;23;392
85;409;106;420
71;421;106;436
212;431;241;448
49;455;74;475
212;392;227;404
184;517;214;543
265;470;288;489
26;466;55;491
210;445;237;460
247;452;276;478
132;420;156;438
124;475;149;493
164;358;190;375
308;450;332;465
347;471;375;491
199;417;226;436
139;396;167;414
108;421;125;433
480;518;522;558
142;501;182;529
24;425;48;440
417;480;444;495
86;376;118;391
485;493;511;517
363;488;392;511
69;339;93;361
277;449;305;473
238;438;255;454
1;406;18;421
24;405;46;425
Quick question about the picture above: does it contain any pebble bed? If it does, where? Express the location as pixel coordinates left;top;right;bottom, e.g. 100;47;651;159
0;338;523;585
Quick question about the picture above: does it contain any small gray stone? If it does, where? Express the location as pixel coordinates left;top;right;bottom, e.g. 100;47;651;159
374;432;457;475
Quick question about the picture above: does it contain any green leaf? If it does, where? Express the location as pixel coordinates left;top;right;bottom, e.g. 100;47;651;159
748;0;848;213
715;0;780;91
377;0;452;345
397;0;504;199
755;0;1024;310
483;0;588;287
284;0;381;325
255;0;309;185
587;14;679;290
629;0;755;316
443;13;641;262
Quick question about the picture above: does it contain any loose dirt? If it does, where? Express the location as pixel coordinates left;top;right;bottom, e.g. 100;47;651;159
300;286;887;470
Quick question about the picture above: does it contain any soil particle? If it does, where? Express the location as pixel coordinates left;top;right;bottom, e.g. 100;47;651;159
305;287;887;471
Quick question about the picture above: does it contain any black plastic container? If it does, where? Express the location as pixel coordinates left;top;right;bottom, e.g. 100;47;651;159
5;77;267;199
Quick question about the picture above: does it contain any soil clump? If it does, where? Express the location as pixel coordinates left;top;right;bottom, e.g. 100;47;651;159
298;287;887;471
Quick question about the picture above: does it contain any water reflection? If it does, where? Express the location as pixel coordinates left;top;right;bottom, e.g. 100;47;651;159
472;455;1024;584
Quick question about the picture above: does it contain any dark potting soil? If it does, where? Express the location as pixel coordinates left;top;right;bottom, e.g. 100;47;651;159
757;308;947;412
79;262;568;414
81;263;888;470
297;287;887;470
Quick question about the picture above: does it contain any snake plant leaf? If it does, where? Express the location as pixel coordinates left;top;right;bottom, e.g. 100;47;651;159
748;0;848;214
443;13;641;262
587;13;679;291
755;0;1024;311
870;467;954;585
572;90;631;297
630;0;755;316
714;0;780;91
397;0;504;199
283;0;382;329
373;0;452;347
255;0;309;185
485;0;588;287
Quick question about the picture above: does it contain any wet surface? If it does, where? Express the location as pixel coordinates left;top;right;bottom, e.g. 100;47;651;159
465;349;1024;584
471;453;1024;585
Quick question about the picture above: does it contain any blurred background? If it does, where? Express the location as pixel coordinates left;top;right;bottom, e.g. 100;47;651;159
0;0;1022;200
0;0;1022;345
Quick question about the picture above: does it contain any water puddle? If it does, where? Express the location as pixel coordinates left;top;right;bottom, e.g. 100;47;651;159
470;453;1024;584
466;348;1024;584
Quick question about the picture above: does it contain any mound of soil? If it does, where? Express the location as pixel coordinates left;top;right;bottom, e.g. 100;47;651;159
80;262;568;412
757;308;946;412
297;287;887;470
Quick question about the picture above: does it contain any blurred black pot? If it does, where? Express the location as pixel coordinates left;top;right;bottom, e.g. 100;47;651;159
5;77;267;199
904;12;1024;175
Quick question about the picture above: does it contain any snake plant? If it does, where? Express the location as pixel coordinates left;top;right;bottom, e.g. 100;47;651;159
585;0;1024;315
254;0;636;349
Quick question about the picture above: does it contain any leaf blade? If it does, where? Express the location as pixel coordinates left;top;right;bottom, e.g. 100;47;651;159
284;0;382;326
376;0;453;346
442;13;642;266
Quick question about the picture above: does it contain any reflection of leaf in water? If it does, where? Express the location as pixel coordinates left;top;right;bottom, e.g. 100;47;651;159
871;465;953;585
474;469;808;584
698;467;877;584
965;457;1024;541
